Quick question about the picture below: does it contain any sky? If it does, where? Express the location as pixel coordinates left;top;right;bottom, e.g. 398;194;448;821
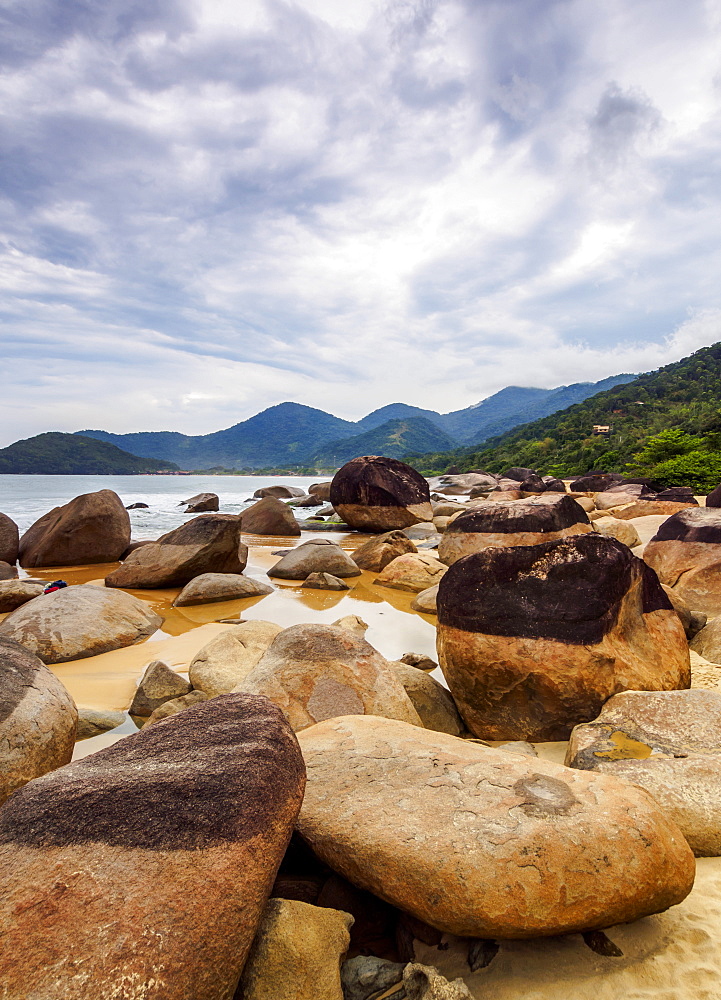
1;0;721;446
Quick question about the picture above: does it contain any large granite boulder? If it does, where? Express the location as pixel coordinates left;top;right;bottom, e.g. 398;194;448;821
253;485;305;499
129;660;192;717
592;517;641;548
435;473;498;496
690;615;721;662
238;624;422;732
373;552;447;593
570;473;623;492
0;638;77;806
330;456;433;532
390;660;463;736
268;539;361;580
663;585;706;640
0;584;162;664
183;492;219;513
436;533;690;740
296;716;694;938
643;508;721;615
566;689;721;856
351;530;417;572
608;497;697;519
105;513;247;589
173;572;273;606
309;482;332;501
0;694;305;1000
0;561;17;580
438;494;591;565
241;497;301;537
706;482;721;507
0;580;45;613
19;490;130;567
189;621;283;697
411;584;439;614
0;513;19;565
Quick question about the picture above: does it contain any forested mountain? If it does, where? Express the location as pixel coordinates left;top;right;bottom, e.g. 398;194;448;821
0;433;179;474
311;417;457;466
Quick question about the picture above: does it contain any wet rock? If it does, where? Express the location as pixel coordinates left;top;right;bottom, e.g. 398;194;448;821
238;898;352;1000
330;456;433;532
238;624;422;732
0;580;45;612
690;615;721;662
374;553;447;593
0;694;306;999
291;494;324;508
0;513;19;565
173;572;273;606
400;652;438;672
76;707;126;740
241;497;301;537
0;584;163;664
297;715;694;939
126;502;149;509
106;513;247;589
404;964;473;1000
351;530;418;573
19;490;130;568
341;956;406;1000
411;583;438;614
0;638;77;806
662;585;707;640
189;621;283;697
332;614;369;635
301;572;350;591
253;485;305;499
129;660;191;717
706;482;721;507
183;493;219;513
390;660;463;736
438;494;591;565
0;561;18;580
145;689;209;725
268;539;361;580
566;689;721;856
436;533;690;740
592;517;641;548
644;507;721;615
310;482;333;501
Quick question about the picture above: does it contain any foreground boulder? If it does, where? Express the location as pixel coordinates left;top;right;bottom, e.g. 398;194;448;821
567;689;721;856
0;585;163;663
19;490;130;567
374;552;447;593
644;508;721;615
239;624;422;732
241;498;301;537
268;539;361;580
173;572;273;606
297;716;694;938
330;456;433;532
437;534;690;740
0;638;77;806
189;621;283;696
0;512;19;565
351;530;417;572
438;494;591;565
0;580;45;612
0;694;306;1000
106;514;247;589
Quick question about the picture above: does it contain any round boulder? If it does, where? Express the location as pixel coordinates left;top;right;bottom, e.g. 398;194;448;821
644;508;721;615
268;539;361;580
0;513;19;565
330;456;433;532
373;552;447;593
241;497;302;537
19;490;130;568
189;621;283;697
351;531;418;573
173;573;273;606
0;581;45;613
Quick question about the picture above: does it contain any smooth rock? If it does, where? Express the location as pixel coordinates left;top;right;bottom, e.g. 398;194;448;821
0;638;77;806
291;494;323;508
691;615;721;662
437;533;690;740
0;694;306;999
706;482;721;507
189;621;283;697
374;553;447;593
341;956;406;1000
126;502;149;509
644;507;721;615
297;716;694;939
330;456;433;532
268;539;361;580
301;572;350;591
592;516;641;548
332;614;369;635
242;497;301;537
0;584;163;664
19;490;130;567
145;689;209;725
351;530;418;573
238;624;422;732
76;707;126;740
252;485;305;499
411;584;438;614
610;499;696;519
400;652;438;672
0;513;19;565
0;580;45;612
129;660;192;717
0;561;18;580
390;660;463;735
662;585;707;640
173;573;273;606
404;964;473;1000
185;493;219;513
309;482;333;501
570;473;623;492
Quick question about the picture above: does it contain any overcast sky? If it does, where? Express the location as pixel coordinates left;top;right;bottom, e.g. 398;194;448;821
1;0;720;445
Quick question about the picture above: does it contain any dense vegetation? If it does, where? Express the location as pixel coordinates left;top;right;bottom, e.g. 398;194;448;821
311;417;457;466
0;433;179;474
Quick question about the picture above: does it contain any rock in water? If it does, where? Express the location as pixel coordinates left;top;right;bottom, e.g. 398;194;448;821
643;507;721;615
0;584;163;664
403;964;473;1000
173;573;273;606
566;689;721;856
181;492;219;513
438;494;591;565
373;552;447;593
0;512;19;565
267;539;361;580
436;533;690;740
105;514;247;589
189;621;283;697
0;638;77;806
19;490;130;567
0;580;45;612
241;497;301;537
0;693;306;1000
301;572;350;591
238;898;353;1000
297;716;694;939
351;530;418;572
129;660;191;717
330;456;433;532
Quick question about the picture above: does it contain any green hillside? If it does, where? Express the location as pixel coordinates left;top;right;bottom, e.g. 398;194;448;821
312;416;458;467
0;433;179;474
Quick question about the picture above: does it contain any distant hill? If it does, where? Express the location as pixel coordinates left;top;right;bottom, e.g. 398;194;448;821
0;433;179;475
312;417;458;466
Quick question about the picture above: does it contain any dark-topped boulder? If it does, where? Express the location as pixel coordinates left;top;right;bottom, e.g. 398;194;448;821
128;660;192;717
126;502;149;509
253;485;305;499
437;533;690;740
18;490;130;567
241;497;301;537
0;581;45;612
0;638;77;806
105;513;247;589
182;492;219;513
542;477;567;493
0;561;18;581
0;694;306;1000
268;539;361;580
309;482;332;501
502;467;537;483
330;457;433;532
570;473;623;492
351;530;417;573
173;572;273;606
644;507;721;615
706;483;721;507
0;584;163;664
519;474;546;493
0;513;19;565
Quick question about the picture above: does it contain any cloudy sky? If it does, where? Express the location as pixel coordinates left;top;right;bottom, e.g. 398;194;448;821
2;0;721;445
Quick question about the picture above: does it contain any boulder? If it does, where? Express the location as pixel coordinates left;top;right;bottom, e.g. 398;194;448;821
0;561;17;580
296;716;694;938
238;624;422;732
253;485;305;499
486;489;523;501
400;652;438;672
145;689;209;725
519;474;547;493
592;516;641;548
594;490;643;511
105;513;247;589
566;689;721;855
411;584;438;614
644;508;721;615
436;473;498;495
268;540;361;580
662;585;706;640
309;482;333;501
238;898;352;1000
0;580;45;613
691;615;721;662
301;572;350;591
404;964;473;1000
706;483;721;507
129;660;192;717
242;497;301;537
341;957;406;1000
0;513;19;565
609;498;697;519
291;494;324;508
502;467;537;483
390;660;463;735
76;707;125;739
189;621;283;697
0;585;163;664
570;473;623;492
173;573;273;606
126;502;149;509
351;531;418;572
436;533;690;740
542;478;567;493
0;638;77;806
19;490;130;567
330;456;433;532
0;694;306;999
374;553;447;593
438;494;591;565
183;493;219;513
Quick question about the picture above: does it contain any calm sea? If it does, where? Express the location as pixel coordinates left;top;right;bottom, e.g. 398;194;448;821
0;474;322;538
